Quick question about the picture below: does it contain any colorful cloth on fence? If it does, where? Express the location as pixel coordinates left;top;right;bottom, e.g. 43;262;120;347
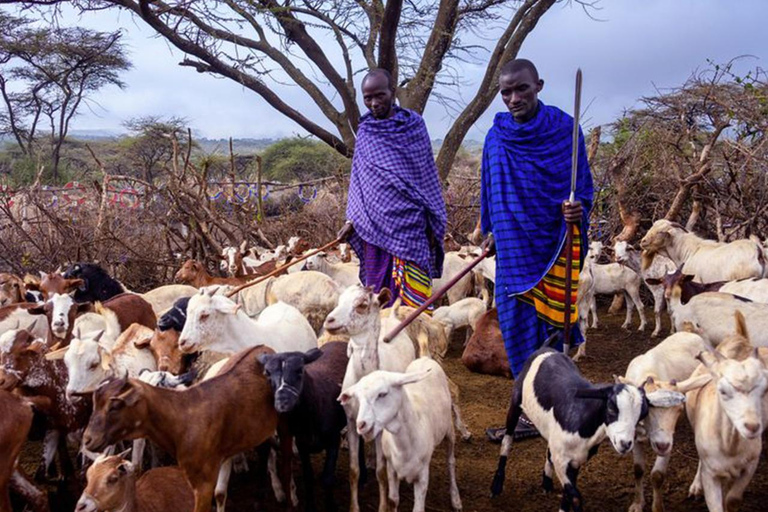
518;224;582;328
393;256;434;313
347;105;447;278
480;101;593;297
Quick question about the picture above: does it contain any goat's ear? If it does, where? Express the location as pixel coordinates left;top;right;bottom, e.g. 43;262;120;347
393;368;431;387
646;389;685;408
644;278;662;286
27;305;46;315
303;348;323;365
696;349;724;372
114;385;140;407
214;301;240;315
116;448;132;461
734;311;750;340
574;387;610;400
338;391;353;406
38;271;48;281
673;373;712;394
682;274;696;283
376;288;392;307
257;354;271;368
133;334;151;349
45;345;69;361
66;278;85;292
240;240;248;254
100;349;113;371
615;375;629;385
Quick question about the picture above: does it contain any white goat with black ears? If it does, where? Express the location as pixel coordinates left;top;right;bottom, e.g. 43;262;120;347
490;347;684;512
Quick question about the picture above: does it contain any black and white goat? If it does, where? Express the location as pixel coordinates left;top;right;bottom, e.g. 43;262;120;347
490;348;684;512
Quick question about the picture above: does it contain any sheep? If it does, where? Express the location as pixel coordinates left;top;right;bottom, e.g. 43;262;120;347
583;246;647;331
339;357;462;512
432;297;486;343
640;219;766;282
490;348;684;511
82;345;290;512
177;288;317;355
621;332;712;512
303;251;361;287
685;312;768;512
614;240;677;337
76;453;193;512
259;343;349;512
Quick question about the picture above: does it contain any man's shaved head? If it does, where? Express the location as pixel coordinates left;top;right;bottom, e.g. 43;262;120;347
362;68;395;91
499;59;539;82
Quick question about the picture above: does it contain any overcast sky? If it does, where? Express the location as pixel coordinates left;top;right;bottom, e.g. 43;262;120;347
10;0;766;141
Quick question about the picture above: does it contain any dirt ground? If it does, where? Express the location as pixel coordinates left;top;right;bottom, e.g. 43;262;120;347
19;304;768;511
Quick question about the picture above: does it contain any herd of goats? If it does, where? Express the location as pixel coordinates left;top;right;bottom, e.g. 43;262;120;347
0;218;767;512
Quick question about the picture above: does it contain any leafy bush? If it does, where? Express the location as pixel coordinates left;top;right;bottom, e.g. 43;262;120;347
261;138;349;182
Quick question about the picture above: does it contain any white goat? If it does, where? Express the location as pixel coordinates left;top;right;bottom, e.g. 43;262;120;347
622;332;711;512
340;358;462;512
178;288;317;355
433;297;486;342
303;252;360;288
433;252;476;305
265;271;342;332
640;219;766;282
614;240;676;337
719;278;768;303
685;313;768;512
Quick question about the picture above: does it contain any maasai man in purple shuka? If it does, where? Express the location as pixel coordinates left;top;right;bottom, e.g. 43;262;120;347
339;69;446;309
480;59;594;442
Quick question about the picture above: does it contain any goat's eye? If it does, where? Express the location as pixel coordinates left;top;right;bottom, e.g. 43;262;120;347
199;313;209;321
107;474;119;484
377;391;387;399
719;389;731;399
89;361;99;370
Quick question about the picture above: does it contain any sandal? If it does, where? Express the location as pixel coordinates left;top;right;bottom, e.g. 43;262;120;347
485;414;540;443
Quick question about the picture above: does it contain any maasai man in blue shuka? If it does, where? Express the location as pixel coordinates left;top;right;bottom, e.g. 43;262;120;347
339;69;446;309
481;59;594;377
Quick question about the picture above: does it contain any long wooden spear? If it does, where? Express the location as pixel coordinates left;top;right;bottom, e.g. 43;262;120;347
563;68;582;355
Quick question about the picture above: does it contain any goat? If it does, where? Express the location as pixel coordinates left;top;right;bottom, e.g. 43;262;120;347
640;219;766;282
76;453;194;512
685;312;768;512
82;345;291;512
303;252;360;288
648;268;768;305
340;357;462;512
621;332;712;512
0;303;49;341
174;259;250;288
139;284;197;316
178;288;317;355
260;343;348;512
264;271;342;333
490;348;683;512
614;240;676;337
220;241;253;277
433;297;486;343
0;327;91;481
63;262;129;302
461;309;512;379
0;273;26;307
433;252;476;305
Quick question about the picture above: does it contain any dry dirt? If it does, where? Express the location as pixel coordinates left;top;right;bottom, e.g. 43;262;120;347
19;304;768;512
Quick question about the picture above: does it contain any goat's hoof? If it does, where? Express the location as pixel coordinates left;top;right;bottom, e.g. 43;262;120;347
461;431;473;442
542;474;554;494
490;472;505;497
628;503;643;512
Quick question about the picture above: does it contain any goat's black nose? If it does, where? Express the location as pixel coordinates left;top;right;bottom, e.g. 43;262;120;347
620;440;633;452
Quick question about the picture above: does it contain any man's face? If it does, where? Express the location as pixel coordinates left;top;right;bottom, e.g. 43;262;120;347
499;68;543;123
362;74;395;119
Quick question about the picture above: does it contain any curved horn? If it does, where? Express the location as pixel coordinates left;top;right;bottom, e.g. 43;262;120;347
44;346;70;361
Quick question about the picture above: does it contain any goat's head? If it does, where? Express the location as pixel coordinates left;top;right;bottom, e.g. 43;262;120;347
324;285;391;336
175;260;205;284
221;244;247;277
259;348;323;413
137;328;184;374
639;220;687;269
612;240;637;264
645;266;690;301
37;271;83;301
288;237;310;256
178;287;236;354
61;330;109;397
0;326;46;391
303;252;327;272
0;273;25;307
31;292;90;340
575;380;684;456
84;377;146;453
77;453;136;512
339;243;352;263
338;366;431;442
157;297;189;332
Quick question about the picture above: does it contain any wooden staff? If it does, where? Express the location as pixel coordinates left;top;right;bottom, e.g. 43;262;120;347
225;237;342;298
382;247;490;343
563;68;583;356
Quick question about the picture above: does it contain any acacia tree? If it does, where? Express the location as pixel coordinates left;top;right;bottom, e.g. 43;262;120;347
0;12;130;181
11;0;582;178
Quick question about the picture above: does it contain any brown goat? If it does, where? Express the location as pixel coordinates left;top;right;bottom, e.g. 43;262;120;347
461;308;512;379
77;455;193;512
175;259;250;288
83;345;291;512
0;274;26;307
0;390;35;512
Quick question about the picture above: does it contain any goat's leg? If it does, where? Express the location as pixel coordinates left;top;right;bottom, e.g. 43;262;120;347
628;442;646;512
375;435;389;512
277;424;297;510
346;424;362;512
191;479;217;512
10;468;49;512
650;453;670;512
447;378;472;441
622;292;634;330
629;286;647;331
321;436;341;512
56;430;75;480
725;459;758;512
651;288;664;338
267;448;288;503
589;296;598;329
700;466;724;512
554;459;583;512
542;448;554;493
412;466;430;512
131;438;146;473
35;430;58;481
446;427;462;512
298;440;317;512
490;382;523;497
687;461;703;498
214;458;232;512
